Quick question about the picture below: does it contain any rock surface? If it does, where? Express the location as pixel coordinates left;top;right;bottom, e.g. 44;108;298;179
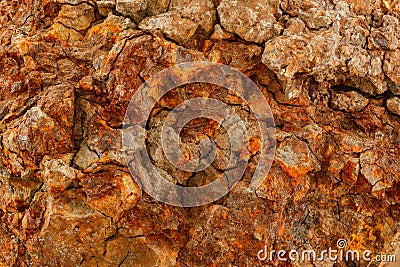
139;12;198;44
330;90;369;112
387;97;400;115
0;0;399;266
217;0;283;43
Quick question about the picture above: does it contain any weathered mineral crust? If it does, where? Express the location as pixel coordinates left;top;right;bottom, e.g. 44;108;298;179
0;0;400;266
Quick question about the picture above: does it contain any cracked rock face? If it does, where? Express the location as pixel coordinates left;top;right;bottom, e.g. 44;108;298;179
139;11;199;44
0;0;400;266
330;90;369;112
275;136;320;179
387;97;400;115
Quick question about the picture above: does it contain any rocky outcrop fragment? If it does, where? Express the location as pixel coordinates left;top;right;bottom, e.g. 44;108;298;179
275;136;320;179
116;0;148;23
170;0;216;35
56;3;95;31
330;91;369;112
217;0;282;43
139;12;198;44
386;97;400;115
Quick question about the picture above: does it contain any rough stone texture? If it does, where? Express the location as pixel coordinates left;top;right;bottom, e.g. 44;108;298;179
387;97;400;115
330;90;369;112
276;136;320;179
116;0;148;23
139;12;198;44
0;0;400;266
217;0;283;43
56;3;95;31
170;0;216;35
